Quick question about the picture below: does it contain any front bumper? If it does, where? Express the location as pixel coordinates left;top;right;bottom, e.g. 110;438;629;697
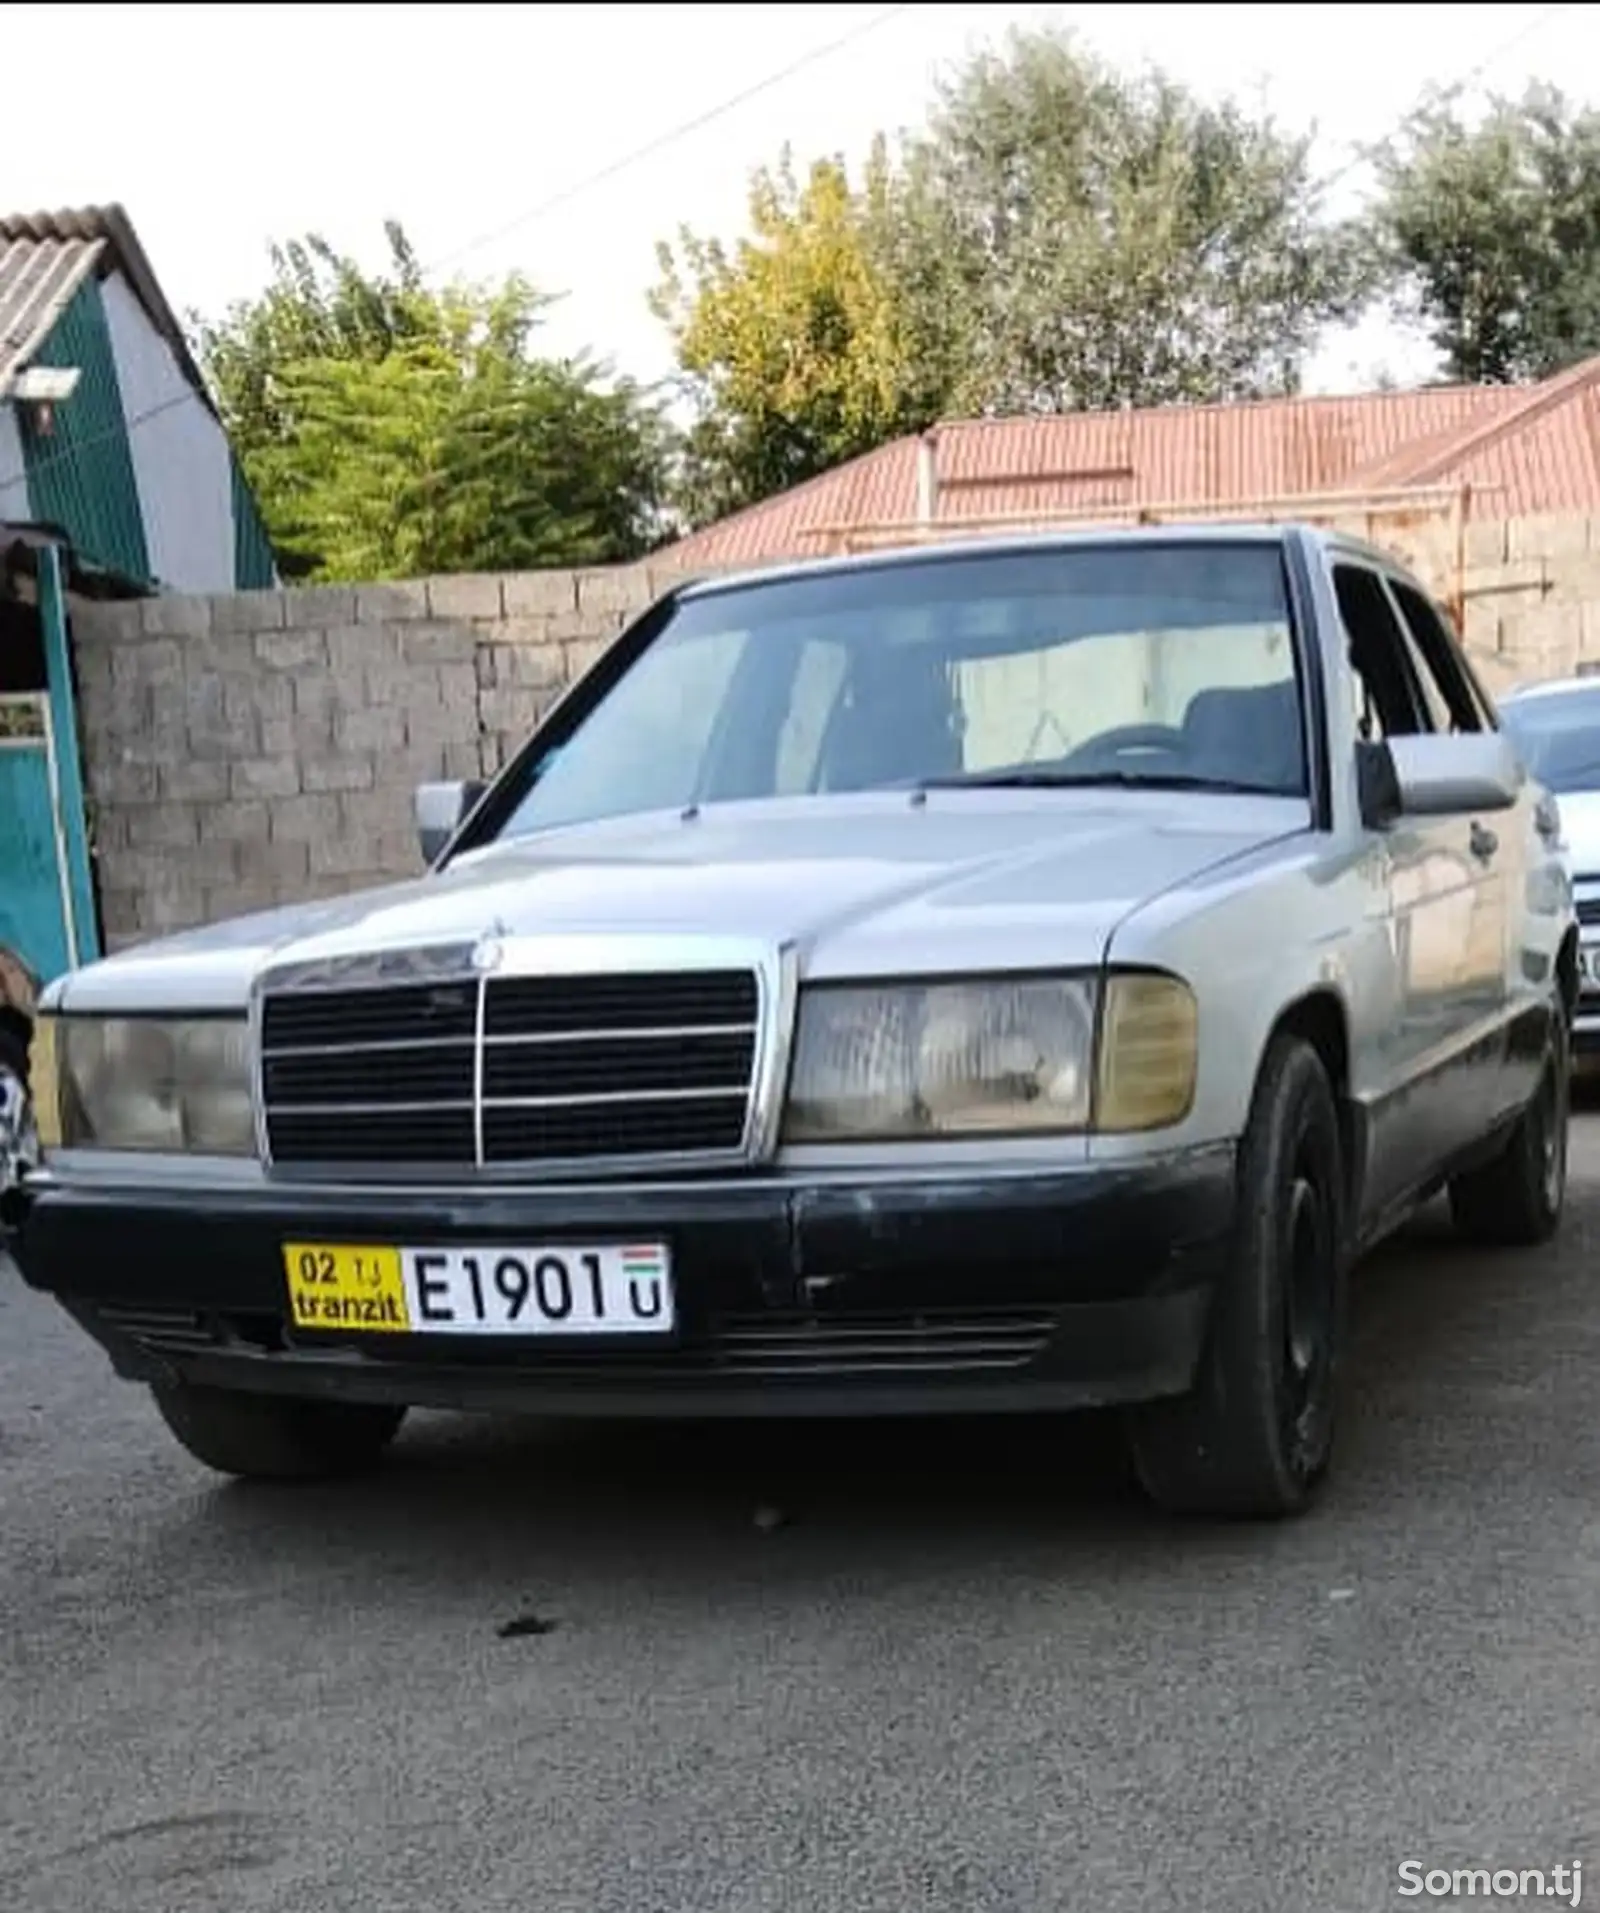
9;1146;1236;1418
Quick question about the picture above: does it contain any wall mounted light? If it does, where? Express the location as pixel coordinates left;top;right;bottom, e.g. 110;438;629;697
12;365;82;438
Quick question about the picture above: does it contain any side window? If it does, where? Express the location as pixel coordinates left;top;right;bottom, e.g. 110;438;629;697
1392;608;1456;735
1332;565;1429;741
1389;580;1487;734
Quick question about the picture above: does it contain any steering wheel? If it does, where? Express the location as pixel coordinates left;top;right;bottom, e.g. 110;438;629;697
1059;723;1189;774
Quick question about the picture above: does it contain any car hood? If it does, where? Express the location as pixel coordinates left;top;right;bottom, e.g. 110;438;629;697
54;790;1310;1012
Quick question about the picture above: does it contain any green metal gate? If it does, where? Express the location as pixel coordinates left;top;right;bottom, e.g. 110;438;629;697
0;691;84;984
0;541;100;1001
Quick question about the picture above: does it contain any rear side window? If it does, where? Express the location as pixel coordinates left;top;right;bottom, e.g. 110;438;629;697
1333;566;1427;740
1389;580;1487;734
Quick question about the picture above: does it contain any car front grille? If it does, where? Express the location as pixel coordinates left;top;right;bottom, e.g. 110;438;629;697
259;968;761;1170
1575;896;1600;927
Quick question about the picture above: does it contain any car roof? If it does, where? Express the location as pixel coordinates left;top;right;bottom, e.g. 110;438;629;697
674;520;1398;602
1502;674;1600;705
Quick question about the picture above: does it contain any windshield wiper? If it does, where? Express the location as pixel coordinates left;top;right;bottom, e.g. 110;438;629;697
913;769;1288;796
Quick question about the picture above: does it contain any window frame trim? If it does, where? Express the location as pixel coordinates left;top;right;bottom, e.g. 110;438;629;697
450;538;1319;860
1384;573;1489;736
1332;559;1437;741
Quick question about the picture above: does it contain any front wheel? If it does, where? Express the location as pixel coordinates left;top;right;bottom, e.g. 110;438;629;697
1126;1034;1349;1520
151;1382;406;1482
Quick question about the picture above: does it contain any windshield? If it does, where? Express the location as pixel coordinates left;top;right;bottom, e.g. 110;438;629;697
1501;690;1600;794
494;542;1306;842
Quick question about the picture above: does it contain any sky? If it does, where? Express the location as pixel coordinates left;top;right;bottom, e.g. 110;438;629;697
5;1;1596;404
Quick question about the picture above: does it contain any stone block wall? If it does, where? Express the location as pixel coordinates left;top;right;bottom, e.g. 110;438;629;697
1452;516;1600;695
1331;511;1600;699
71;561;688;946
1188;507;1600;699
66;515;1600;949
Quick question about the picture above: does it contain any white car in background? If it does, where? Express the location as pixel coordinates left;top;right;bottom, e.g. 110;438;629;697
1500;677;1600;1061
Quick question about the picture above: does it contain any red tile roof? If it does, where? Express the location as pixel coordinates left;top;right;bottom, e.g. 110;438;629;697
663;358;1600;571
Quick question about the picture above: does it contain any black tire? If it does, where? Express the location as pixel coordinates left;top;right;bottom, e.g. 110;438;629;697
1448;1014;1570;1248
150;1382;405;1482
0;1021;37;1188
1126;1034;1348;1520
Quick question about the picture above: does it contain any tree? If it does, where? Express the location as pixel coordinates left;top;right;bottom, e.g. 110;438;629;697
889;28;1376;416
196;224;670;579
1376;83;1600;384
651;28;1378;519
651;148;943;526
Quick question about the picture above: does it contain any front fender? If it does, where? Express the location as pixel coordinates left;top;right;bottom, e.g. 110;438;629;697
1088;834;1377;1163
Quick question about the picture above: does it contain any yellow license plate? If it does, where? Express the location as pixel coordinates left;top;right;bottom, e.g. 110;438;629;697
283;1242;409;1333
282;1240;676;1337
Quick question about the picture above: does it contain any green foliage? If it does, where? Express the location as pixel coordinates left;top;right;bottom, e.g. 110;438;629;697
651;146;942;526
652;28;1379;520
196;224;669;580
1376;83;1600;384
887;28;1376;416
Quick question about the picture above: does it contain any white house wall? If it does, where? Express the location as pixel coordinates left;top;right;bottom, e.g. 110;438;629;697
100;271;235;593
0;400;29;523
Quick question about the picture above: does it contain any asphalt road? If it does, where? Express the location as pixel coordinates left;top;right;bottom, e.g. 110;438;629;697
5;1131;1600;1913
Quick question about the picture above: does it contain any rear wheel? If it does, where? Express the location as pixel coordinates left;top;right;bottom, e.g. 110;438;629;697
1448;1016;1570;1248
151;1382;405;1482
1126;1034;1348;1520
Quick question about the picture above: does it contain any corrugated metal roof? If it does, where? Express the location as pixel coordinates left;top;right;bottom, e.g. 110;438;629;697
0;226;104;400
663;368;1600;570
0;205;213;412
1446;384;1600;520
1346;353;1600;503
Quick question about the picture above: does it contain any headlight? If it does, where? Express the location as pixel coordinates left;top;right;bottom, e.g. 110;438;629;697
783;972;1197;1142
784;976;1096;1141
56;1016;255;1155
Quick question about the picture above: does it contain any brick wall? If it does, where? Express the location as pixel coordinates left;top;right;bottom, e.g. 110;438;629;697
68;516;1600;949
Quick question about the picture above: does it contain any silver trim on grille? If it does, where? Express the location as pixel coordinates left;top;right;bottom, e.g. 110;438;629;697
251;936;798;1181
472;948;488;1168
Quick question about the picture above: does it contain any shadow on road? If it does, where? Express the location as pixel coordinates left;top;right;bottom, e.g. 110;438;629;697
140;1188;1580;1597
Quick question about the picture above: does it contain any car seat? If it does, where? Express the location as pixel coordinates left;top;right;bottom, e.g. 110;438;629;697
820;646;965;790
1181;681;1305;792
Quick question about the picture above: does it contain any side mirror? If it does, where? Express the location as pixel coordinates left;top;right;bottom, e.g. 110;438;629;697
1358;733;1523;828
414;779;485;865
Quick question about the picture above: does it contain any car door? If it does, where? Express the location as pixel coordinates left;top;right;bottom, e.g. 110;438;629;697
1388;576;1545;1127
1334;562;1502;1210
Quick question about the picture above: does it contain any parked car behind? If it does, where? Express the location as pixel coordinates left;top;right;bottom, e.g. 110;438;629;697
1501;677;1600;1061
3;526;1579;1521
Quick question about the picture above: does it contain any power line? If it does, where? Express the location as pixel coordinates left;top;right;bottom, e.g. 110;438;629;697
1313;0;1571;200
422;3;915;276
3;4;919;501
0;386;198;500
0;0;1577;504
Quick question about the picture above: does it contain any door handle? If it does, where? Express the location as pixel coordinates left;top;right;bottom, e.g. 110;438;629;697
1470;821;1498;862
